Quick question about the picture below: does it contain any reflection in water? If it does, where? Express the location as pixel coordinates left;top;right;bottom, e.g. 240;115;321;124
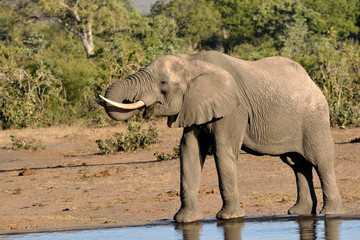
298;218;341;240
175;220;245;240
1;215;358;240
218;220;244;240
324;218;340;240
174;217;342;240
298;219;317;239
175;222;202;240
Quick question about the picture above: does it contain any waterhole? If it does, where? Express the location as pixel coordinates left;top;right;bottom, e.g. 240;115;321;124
1;215;359;240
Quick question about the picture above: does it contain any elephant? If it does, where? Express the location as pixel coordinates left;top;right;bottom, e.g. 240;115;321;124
95;51;343;223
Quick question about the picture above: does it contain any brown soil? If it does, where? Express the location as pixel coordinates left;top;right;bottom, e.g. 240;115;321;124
0;120;359;231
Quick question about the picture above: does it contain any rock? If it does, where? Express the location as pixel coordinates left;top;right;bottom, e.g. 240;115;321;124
19;168;37;176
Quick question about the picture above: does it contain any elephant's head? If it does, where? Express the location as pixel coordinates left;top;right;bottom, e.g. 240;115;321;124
96;53;241;128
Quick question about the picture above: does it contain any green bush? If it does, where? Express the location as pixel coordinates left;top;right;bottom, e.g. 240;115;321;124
330;104;360;129
0;66;66;129
96;121;159;155
10;135;45;150
154;144;180;161
154;142;214;161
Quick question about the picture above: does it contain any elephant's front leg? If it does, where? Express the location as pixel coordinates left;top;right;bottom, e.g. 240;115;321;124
214;146;245;220
174;126;208;223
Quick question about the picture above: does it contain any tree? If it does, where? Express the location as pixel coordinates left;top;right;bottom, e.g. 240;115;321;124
18;0;132;58
0;2;28;47
151;0;221;49
208;0;260;49
253;0;320;49
280;15;310;55
303;0;360;39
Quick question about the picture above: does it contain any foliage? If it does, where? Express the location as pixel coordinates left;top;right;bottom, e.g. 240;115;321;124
1;0;360;128
0;66;65;129
154;141;214;161
96;121;159;155
314;38;360;127
10;135;45;150
0;1;182;129
302;0;360;39
18;0;133;57
154;144;180;161
151;0;221;49
154;151;175;161
208;0;260;48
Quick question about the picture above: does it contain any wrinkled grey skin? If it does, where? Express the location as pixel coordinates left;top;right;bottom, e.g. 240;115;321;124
100;51;343;222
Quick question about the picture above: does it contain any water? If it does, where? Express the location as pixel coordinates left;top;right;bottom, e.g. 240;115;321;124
1;215;360;240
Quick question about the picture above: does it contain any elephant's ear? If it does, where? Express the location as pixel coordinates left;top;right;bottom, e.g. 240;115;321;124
170;70;241;128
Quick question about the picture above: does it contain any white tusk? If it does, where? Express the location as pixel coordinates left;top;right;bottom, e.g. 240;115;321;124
99;95;145;110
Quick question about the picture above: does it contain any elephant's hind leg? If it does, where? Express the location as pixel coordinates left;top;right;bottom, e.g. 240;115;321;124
281;154;317;214
303;126;343;214
314;161;343;214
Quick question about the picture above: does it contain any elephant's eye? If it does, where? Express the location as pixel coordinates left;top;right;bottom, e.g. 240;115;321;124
160;81;169;94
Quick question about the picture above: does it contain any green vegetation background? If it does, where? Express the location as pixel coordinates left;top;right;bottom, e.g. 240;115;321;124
1;0;360;129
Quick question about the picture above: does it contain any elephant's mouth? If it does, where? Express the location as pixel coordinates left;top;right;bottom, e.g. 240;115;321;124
143;101;163;119
143;105;156;119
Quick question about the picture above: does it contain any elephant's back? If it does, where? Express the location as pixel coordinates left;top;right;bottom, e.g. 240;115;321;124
250;56;328;110
194;51;327;108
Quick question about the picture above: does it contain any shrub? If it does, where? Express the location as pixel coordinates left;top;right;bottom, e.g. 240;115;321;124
96;121;159;155
0;67;65;129
154;141;216;162
154;144;180;161
10;135;45;150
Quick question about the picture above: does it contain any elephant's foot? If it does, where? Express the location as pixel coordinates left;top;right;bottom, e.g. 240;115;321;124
216;206;245;220
319;204;343;215
288;202;315;215
174;208;202;223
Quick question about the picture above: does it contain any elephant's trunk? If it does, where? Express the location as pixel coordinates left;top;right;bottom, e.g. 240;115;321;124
103;68;155;121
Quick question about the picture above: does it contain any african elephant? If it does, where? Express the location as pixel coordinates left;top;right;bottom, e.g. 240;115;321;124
96;51;343;222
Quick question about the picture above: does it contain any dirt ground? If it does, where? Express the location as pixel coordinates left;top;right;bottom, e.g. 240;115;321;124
0;119;359;231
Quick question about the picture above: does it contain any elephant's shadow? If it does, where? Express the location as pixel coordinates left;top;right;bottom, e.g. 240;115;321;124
174;218;341;240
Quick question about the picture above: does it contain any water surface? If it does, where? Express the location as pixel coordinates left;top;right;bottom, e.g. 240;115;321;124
1;215;359;240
